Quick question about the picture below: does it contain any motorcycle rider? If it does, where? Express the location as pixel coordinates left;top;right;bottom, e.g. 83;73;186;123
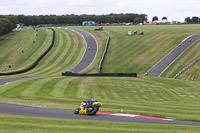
81;98;97;110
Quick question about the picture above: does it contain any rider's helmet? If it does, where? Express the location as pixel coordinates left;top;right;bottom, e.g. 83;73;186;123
81;102;86;106
91;98;97;102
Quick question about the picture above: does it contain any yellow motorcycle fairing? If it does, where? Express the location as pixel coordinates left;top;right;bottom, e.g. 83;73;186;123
92;102;103;106
79;107;87;115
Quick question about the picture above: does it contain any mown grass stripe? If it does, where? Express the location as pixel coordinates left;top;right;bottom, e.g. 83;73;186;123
21;78;52;97
32;29;66;75
35;77;62;97
49;77;76;98
47;29;76;74
0;78;39;97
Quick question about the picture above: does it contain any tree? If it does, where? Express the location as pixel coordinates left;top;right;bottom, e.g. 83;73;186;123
185;17;192;23
192;16;199;23
0;18;14;36
5;15;18;29
152;16;158;21
162;17;167;20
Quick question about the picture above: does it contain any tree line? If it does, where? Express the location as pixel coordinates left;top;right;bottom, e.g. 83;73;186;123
0;13;147;26
0;16;18;36
185;16;200;23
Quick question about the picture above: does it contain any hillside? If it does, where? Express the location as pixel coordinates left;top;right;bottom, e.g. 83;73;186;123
78;25;200;80
0;28;48;73
0;28;89;77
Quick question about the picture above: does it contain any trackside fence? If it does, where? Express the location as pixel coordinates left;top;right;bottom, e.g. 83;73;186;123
61;72;137;77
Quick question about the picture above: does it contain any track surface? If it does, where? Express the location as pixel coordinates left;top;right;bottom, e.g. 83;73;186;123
67;28;98;73
146;34;200;77
0;75;55;87
0;103;200;125
0;31;21;43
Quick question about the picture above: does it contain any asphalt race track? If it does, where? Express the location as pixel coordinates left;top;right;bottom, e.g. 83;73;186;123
1;29;200;126
146;34;200;77
67;28;98;73
0;75;54;87
0;102;200;126
0;76;33;87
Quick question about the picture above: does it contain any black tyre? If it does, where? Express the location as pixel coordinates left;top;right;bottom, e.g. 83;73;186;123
74;108;80;114
87;106;98;115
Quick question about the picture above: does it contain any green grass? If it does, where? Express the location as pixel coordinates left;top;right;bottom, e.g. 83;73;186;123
1;114;200;133
177;61;200;81
70;25;200;80
1;76;200;122
1;25;200;132
77;25;200;77
0;28;86;77
0;30;18;40
24;28;86;75
0;28;48;72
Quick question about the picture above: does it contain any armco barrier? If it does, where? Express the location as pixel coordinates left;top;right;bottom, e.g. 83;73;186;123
99;37;110;73
0;28;55;76
173;57;200;79
61;72;137;77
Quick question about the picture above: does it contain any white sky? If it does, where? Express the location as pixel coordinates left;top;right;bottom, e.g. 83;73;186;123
0;0;200;22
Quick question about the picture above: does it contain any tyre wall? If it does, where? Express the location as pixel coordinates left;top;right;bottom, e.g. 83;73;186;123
61;72;137;77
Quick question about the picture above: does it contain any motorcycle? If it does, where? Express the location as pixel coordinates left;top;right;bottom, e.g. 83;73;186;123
74;101;103;115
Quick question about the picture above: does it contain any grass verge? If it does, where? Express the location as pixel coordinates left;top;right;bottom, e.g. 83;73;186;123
0;114;200;133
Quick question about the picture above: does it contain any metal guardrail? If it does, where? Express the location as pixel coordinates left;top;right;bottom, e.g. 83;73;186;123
99;37;110;73
173;57;200;79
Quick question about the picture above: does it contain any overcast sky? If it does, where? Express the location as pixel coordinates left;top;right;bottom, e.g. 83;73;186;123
0;0;200;22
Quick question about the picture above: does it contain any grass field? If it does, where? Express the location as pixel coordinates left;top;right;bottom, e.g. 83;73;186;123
0;76;200;122
1;114;200;133
2;25;200;79
177;61;200;81
77;25;200;79
0;28;86;77
23;28;86;76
